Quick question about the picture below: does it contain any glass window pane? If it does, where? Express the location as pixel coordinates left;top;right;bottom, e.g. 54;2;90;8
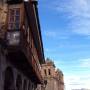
15;16;20;22
8;8;20;30
16;9;20;16
8;23;14;29
9;16;14;22
9;9;15;16
14;23;20;29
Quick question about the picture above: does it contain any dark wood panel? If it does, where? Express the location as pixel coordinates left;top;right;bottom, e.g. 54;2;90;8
7;0;23;4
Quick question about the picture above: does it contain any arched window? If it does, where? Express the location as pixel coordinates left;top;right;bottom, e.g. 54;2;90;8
32;83;36;90
4;67;15;90
28;81;32;90
23;79;27;90
16;74;22;90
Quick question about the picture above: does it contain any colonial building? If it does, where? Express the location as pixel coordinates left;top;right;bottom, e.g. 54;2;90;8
0;0;45;90
40;59;64;90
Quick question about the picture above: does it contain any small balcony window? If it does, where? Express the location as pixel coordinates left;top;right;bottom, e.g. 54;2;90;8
15;16;20;22
16;9;20;15
8;8;20;30
8;23;13;30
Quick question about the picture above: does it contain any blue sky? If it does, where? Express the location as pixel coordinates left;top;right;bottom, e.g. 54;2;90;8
38;0;90;90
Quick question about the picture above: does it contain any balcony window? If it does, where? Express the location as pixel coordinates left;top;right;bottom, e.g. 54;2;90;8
8;23;13;29
16;9;20;15
8;8;20;30
15;23;20;29
15;16;20;22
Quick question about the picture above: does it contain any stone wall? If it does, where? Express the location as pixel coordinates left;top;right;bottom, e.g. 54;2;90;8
0;46;37;90
40;59;64;90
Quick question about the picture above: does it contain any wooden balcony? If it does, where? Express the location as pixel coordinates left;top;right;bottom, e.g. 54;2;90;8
4;30;43;83
20;30;43;83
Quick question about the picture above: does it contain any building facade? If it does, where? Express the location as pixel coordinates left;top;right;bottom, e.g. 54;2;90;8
40;59;64;90
0;0;45;90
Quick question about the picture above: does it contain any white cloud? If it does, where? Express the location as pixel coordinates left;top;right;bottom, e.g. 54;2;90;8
44;31;57;37
79;58;90;68
52;0;90;36
54;0;90;18
44;48;59;53
64;75;90;90
59;44;90;49
54;60;65;66
44;30;69;39
63;58;90;90
55;57;90;90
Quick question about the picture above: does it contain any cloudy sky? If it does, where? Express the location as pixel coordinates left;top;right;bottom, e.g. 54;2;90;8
38;0;90;90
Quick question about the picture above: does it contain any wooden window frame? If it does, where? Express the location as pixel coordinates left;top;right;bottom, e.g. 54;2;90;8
8;8;20;30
